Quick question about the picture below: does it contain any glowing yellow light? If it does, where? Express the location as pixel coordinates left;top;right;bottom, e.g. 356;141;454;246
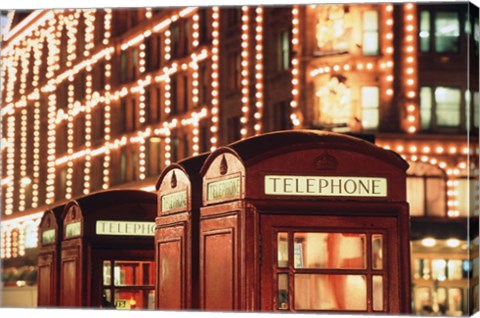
421;237;436;247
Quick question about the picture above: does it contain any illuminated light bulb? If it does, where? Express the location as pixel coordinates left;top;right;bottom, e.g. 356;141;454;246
410;146;417;153
408;126;416;133
421;237;436;247
396;145;404;152
386;89;393;96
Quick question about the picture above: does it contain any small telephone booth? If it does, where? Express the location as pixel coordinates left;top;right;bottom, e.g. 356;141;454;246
59;190;157;309
37;203;66;307
199;130;411;314
155;153;209;310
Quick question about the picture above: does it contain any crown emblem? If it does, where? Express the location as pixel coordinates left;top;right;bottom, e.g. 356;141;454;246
171;171;177;188
220;155;228;175
314;151;338;170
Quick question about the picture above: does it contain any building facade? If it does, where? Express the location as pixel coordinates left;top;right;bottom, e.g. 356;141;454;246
0;3;478;314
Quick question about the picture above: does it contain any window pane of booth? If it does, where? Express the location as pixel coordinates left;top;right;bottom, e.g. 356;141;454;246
114;261;154;286
372;234;383;270
277;232;288;268
431;259;447;281
413;287;432;314
447;260;463;280
372;275;383;311
447;288;463;315
113;289;155;310
103;261;112;286
293;233;366;269
294;274;367;310
277;273;289;310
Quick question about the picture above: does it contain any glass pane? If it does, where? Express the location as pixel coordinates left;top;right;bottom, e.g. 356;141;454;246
101;289;114;308
435;87;461;127
425;178;446;217
432;259;447;281
437;288;447;314
294;274;367;310
277;273;289;310
435;12;460;53
447;260;463;280
363;11;378;31
277;232;289;268
114;261;154;286
413;258;421;279
372;234;383;270
413;287;433;314
447;288;463;315
362;109;379;130
362;11;379;55
113;289;155;310
420;87;432;130
456;178;469;217
363;32;379;55
372;275;383;311
422;259;432;280
361;87;379;129
420;11;431;52
407;177;425;216
293;233;366;269
103;260;112;286
361;87;379;108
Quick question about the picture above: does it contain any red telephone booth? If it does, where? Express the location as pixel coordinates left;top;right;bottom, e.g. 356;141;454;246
199;130;411;314
37;203;66;307
155;153;209;310
59;190;157;309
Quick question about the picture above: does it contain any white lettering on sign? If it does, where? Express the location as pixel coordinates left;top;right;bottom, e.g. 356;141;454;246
207;176;241;202
65;222;81;238
161;191;187;212
95;220;155;236
42;229;56;245
264;175;387;197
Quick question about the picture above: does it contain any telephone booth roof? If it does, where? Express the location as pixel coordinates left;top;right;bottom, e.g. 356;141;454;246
61;189;157;220
155;152;210;191
41;202;67;228
200;130;409;203
213;130;408;170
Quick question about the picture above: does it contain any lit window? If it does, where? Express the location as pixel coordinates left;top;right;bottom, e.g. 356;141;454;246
419;10;462;54
407;162;446;217
420;11;431;52
361;86;379;130
456;177;471;217
120;52;128;83
475;17;479;56
362;11;379;55
435;87;461;127
420;86;462;130
435;12;460;53
420;87;432;130
24;223;38;249
279;31;290;71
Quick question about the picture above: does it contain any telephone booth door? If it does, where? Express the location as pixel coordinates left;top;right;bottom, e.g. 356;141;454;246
91;249;155;310
260;213;403;313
